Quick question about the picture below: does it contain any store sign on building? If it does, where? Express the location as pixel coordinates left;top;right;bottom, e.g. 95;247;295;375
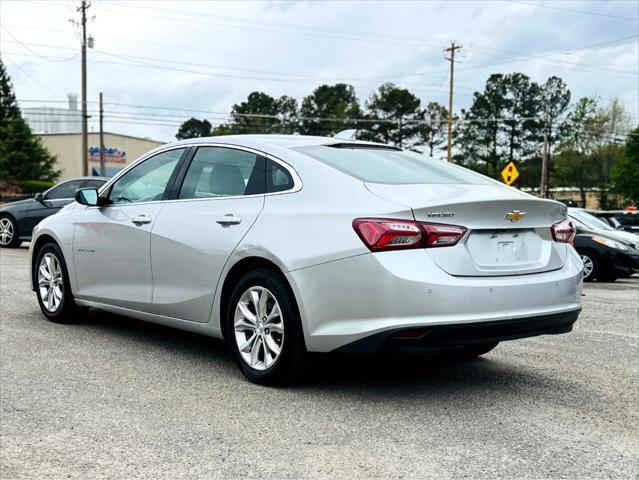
89;146;127;164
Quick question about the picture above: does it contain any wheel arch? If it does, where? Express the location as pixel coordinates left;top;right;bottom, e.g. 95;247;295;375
31;234;59;284
219;256;299;341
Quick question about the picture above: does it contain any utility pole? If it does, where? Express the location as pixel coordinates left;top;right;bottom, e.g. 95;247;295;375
444;41;462;163
79;1;89;176
99;92;105;177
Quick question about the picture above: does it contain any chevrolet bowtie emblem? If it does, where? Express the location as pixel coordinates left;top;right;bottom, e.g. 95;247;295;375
505;210;525;222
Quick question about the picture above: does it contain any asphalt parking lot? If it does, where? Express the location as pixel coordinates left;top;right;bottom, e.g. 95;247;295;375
1;245;638;479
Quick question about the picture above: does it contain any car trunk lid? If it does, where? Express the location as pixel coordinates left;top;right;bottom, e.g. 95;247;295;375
365;183;569;276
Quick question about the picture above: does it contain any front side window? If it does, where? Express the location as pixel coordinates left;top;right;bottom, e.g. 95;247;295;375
46;180;86;200
178;147;265;199
109;149;184;204
296;145;497;185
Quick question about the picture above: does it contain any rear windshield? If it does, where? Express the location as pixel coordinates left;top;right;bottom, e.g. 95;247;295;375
296;145;496;185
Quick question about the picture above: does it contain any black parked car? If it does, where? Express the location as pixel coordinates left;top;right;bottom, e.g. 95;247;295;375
590;209;639;234
568;209;639;281
0;177;107;248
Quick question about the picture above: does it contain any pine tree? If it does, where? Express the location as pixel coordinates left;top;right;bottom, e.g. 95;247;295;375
0;60;59;181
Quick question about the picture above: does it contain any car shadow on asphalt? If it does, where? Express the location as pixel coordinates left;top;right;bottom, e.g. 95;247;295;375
75;308;596;403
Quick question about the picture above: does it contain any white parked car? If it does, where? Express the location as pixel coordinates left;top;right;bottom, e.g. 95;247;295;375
30;135;583;385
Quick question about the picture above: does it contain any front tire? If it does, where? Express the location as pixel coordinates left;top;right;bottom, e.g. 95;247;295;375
580;252;598;282
226;268;308;386
34;242;87;323
0;215;21;248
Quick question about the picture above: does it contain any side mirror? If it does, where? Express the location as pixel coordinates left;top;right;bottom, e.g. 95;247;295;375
75;188;99;206
34;192;44;203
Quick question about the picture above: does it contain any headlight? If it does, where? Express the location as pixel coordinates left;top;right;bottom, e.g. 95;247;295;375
592;236;628;251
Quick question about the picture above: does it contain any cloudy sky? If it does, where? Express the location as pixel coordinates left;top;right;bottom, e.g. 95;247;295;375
1;0;638;142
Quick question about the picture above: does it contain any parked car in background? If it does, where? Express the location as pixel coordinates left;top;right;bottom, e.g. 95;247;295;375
588;212;626;231
590;209;639;234
568;208;639;281
29;135;583;385
0;177;107;248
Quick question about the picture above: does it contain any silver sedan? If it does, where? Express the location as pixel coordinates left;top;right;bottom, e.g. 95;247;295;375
29;135;583;385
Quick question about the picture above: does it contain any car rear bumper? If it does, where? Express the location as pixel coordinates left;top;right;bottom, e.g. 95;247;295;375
287;246;583;352
334;308;580;353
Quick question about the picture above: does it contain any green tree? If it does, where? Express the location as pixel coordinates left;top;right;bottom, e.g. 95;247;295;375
230;91;299;134
299;83;362;136
501;73;541;164
595;97;632;208
554;149;598;207
611;127;639;206
538;76;571;194
555;97;601;206
175;117;212;139
362;83;421;147
0;60;59;181
415;102;448;157
456;74;508;178
0;62;20;124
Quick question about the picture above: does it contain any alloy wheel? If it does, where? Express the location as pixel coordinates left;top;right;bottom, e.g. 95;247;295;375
38;253;64;312
0;218;14;246
234;286;284;371
580;254;594;279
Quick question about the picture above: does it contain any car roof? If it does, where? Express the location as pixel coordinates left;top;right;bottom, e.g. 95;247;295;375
170;134;390;151
63;176;109;182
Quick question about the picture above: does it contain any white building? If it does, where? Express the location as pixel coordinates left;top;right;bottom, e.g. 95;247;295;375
23;94;82;134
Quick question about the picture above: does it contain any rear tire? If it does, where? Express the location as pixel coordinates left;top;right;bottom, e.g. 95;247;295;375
0;215;21;248
34;242;87;323
441;342;499;360
225;268;308;386
579;252;598;282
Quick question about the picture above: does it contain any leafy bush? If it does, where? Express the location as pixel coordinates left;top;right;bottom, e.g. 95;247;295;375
18;180;55;194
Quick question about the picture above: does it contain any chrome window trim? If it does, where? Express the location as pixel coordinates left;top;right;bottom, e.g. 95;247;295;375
95;143;302;207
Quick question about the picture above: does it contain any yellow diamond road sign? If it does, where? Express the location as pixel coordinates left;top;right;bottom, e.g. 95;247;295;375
501;161;519;186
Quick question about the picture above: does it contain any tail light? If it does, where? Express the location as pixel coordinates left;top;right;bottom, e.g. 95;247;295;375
551;219;575;245
352;218;467;252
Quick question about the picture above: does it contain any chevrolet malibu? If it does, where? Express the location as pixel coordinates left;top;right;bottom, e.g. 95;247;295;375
30;135;583;385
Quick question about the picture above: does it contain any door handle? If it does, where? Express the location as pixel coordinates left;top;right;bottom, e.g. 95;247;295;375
216;214;242;226
131;215;152;225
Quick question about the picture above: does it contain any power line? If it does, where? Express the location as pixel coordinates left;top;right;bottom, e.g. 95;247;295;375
4;26;636;84
2;55;64;98
512;1;639;21
1;27;79;62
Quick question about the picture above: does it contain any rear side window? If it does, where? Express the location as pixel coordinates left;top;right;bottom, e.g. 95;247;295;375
296;145;496;185
178;147;266;199
267;160;294;193
46;180;86;199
